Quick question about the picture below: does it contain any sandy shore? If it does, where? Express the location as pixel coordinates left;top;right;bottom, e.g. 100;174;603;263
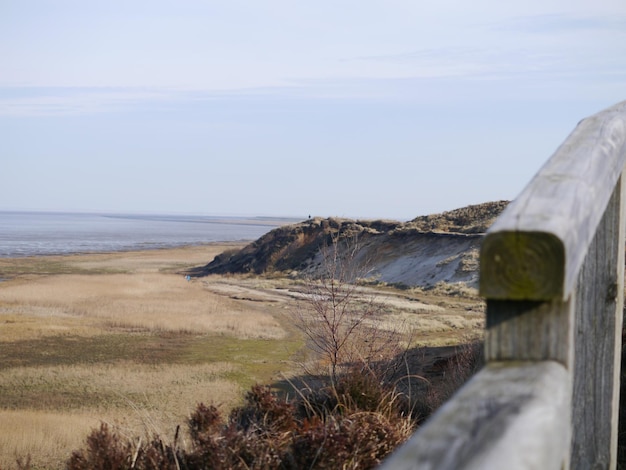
0;242;242;278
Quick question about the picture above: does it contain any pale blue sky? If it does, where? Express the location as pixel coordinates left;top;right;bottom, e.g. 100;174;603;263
1;1;625;220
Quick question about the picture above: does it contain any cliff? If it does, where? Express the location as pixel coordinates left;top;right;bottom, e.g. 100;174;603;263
189;201;509;289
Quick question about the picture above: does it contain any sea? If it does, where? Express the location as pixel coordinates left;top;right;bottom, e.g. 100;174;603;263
0;211;294;258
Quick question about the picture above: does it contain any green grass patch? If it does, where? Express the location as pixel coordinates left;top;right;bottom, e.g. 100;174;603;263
0;380;132;411
181;334;304;388
0;334;159;368
0;332;302;369
0;331;304;411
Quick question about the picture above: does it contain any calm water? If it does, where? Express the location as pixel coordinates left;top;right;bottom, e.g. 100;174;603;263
0;211;288;258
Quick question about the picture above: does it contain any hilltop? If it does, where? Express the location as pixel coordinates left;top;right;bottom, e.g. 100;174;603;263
189;201;508;289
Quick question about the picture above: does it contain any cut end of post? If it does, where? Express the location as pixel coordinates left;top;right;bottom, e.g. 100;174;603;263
480;231;565;300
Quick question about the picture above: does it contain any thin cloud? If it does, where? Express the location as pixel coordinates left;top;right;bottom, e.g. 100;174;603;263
0;88;177;117
491;13;626;34
347;11;626;83
352;47;556;80
351;42;625;83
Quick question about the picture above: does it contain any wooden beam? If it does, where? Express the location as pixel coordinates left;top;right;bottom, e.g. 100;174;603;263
485;297;574;366
571;176;625;469
480;100;626;300
379;361;571;470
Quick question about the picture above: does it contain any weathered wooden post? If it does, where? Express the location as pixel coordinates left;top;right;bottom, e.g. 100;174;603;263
482;101;626;468
571;175;624;468
380;100;626;469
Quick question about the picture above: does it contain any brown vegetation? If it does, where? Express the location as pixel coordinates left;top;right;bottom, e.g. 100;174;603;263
66;343;484;470
63;236;484;470
0;245;302;468
0;238;485;468
404;200;509;234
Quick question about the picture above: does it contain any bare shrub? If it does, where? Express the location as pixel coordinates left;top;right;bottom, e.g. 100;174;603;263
293;234;402;382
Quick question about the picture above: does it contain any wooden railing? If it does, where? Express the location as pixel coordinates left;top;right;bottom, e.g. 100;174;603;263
380;100;626;470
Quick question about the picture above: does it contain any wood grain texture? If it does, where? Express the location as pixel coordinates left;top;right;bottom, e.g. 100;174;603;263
379;361;570;470
485;297;574;365
481;232;564;299
571;176;625;470
480;100;626;300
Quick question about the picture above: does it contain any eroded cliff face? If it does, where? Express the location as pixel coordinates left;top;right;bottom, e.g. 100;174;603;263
189;201;508;289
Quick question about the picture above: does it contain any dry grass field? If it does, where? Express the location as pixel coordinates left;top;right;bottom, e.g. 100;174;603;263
0;245;301;469
0;244;484;469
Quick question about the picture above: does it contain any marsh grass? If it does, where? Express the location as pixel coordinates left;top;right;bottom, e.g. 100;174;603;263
0;362;239;411
0;258;97;277
0;272;286;339
0;245;303;469
0;410;100;469
0;328;302;408
0;245;483;469
0;329;301;469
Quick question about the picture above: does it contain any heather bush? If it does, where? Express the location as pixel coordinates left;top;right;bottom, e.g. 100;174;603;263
288;366;414;469
188;403;222;443
231;384;296;434
290;412;406;469
68;423;136;470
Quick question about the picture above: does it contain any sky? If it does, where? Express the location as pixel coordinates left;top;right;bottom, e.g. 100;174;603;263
1;1;625;220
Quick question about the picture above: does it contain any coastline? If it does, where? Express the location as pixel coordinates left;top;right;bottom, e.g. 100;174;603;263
0;211;298;259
